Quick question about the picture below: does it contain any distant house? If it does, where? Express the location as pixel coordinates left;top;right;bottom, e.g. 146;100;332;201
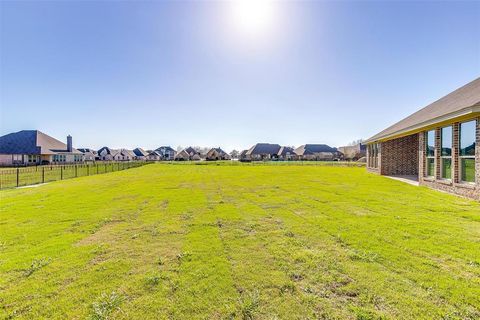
294;144;339;161
133;148;148;160
206;147;231;160
239;150;249;162
175;147;201;161
147;150;162;161
97;147;118;161
337;143;366;161
174;149;190;161
113;149;135;161
77;148;97;162
277;146;295;161
155;146;176;161
365;77;479;200
0;130;83;166
245;143;281;161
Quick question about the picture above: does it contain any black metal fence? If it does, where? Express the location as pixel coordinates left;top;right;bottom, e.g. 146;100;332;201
0;162;150;190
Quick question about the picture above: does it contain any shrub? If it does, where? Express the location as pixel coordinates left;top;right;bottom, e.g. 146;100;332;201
89;291;124;320
238;290;260;320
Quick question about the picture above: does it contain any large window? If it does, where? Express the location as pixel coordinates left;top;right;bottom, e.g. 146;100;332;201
53;154;66;162
441;126;452;179
27;155;39;163
459;120;476;183
426;130;435;177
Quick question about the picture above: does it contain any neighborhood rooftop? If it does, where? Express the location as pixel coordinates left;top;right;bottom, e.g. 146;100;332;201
294;144;337;155
366;77;480;143
246;143;281;156
0;130;81;155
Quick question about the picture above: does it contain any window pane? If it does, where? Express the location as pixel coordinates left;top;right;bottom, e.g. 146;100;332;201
426;130;435;156
460;120;476;157
461;158;475;183
441;126;452;156
442;158;452;179
427;158;435;177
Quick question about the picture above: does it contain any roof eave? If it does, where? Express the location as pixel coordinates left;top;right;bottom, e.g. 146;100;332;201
365;104;480;144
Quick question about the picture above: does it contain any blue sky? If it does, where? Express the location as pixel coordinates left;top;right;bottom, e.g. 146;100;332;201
1;1;479;151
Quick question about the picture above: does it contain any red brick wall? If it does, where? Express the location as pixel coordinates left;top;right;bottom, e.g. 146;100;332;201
380;134;419;176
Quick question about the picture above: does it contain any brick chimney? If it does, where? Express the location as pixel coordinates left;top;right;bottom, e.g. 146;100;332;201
67;135;72;152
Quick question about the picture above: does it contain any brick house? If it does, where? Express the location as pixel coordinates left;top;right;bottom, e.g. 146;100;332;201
132;148;148;160
0;130;83;166
365;78;479;200
338;143;366;161
155;146;176;161
97;147;118;161
294;144;340;161
245;143;281;161
175;147;201;161
277;146;295;161
206;147;231;160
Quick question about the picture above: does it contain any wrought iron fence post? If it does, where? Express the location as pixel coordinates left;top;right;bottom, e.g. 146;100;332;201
16;168;19;187
61;166;63;180
87;164;90;176
42;167;45;183
75;165;78;177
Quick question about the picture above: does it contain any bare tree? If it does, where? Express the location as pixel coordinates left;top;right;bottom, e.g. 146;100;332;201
348;139;364;146
230;149;239;159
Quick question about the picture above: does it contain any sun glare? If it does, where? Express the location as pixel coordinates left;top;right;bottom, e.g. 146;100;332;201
230;0;278;39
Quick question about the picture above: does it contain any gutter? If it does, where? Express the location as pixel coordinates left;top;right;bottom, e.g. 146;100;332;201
364;104;480;144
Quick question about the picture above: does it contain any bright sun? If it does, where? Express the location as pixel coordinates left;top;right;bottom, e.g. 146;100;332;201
230;0;277;39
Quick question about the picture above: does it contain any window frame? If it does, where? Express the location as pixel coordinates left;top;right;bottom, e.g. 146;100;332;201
425;130;435;178
459;120;476;184
440;126;453;180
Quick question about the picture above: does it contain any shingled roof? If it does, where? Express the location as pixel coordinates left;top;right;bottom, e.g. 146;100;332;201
365;78;480;143
133;148;148;157
0;130;81;155
277;146;295;156
294;144;337;155
155;146;175;153
246;143;281;155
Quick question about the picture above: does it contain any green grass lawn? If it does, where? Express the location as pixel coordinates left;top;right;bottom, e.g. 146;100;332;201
1;163;479;319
